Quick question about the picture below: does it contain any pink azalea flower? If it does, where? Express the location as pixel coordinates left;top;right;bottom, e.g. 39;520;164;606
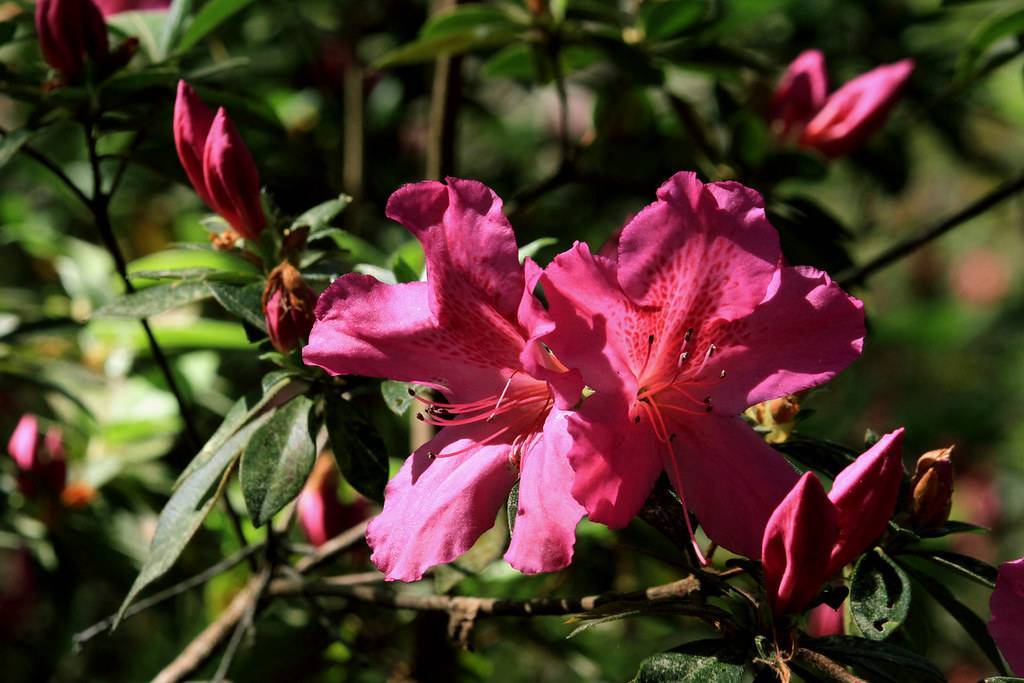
762;430;904;616
989;557;1024;675
92;0;170;16
540;172;866;559
6;414;67;498
304;178;586;581
173;81;266;240
297;454;370;547
770;52;914;158
35;0;109;79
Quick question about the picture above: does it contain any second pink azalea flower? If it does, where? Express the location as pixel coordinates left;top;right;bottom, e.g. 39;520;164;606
541;172;866;560
771;49;914;158
304;178;587;581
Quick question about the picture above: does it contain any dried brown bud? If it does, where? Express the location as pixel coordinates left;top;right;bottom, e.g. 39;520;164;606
745;394;802;444
262;261;317;353
909;446;954;529
525;0;549;17
209;228;240;251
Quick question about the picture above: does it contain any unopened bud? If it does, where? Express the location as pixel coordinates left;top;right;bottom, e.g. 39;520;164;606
6;414;67;498
909;446;954;529
262;262;317;353
35;0;109;80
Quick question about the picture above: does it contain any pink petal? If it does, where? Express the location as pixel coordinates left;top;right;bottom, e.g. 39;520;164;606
771;50;829;139
304;273;505;401
7;415;39;472
669;415;800;558
702;265;865;414
173;81;216;208
616;173;780;320
386;178;525;324
989;557;1024;676
762;472;839;616
827;428;905;575
564;392;664;528
801;59;914;158
203;108;265;239
807;603;845;637
366;423;518;581
504;410;585;573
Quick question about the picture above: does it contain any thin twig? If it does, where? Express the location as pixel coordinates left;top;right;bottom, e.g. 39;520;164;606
838;171;1024;288
792;648;868;683
211;569;273;683
294;519;370;574
72;543;263;650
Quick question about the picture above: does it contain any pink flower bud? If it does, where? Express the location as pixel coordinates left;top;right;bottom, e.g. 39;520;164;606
770;49;828;140
800;59;914;158
806;603;845;637
263;262;316;353
297;454;371;547
762;472;839;616
989;557;1024;676
6;414;67;498
91;0;169;16
35;0;109;79
173;81;265;240
827;428;904;575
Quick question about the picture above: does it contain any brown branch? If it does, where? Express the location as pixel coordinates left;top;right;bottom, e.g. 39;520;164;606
838;171;1024;288
792;648;868;683
294;519;370;574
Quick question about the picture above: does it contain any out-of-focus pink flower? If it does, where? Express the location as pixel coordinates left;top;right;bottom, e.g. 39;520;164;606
540;172;866;559
761;430;904;616
297;454;371;547
35;0;109;79
951;466;1001;561
263;262;316;353
951;248;1012;308
304;178;588;581
770;52;914;158
989;557;1024;675
91;0;169;16
6;414;67;498
807;603;845;637
173;81;266;240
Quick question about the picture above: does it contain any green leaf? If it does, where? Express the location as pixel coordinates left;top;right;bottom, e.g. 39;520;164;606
518;237;558;263
916;520;988;538
324;393;389;503
506;481;520;535
807;636;945;682
94;281;212;318
292;195;352;232
373;7;522;70
420;4;520;39
637;0;710;42
959;8;1024;78
0;129;30;171
381;380;414;415
240;395;316;527
159;0;193;59
899;550;997;588
850;549;911;640
176;0;257;52
127;248;262;283
984;678;1024;682
115;407;274;625
898;560;1008;675
206;282;266;330
635;640;745;683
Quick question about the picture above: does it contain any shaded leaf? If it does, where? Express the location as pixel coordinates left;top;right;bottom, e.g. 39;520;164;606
899;550;996;588
94;281;212;318
159;0;193;59
0;129;30;171
291;195;352;232
808;636;945;682
637;0;710;43
850;549;911;640
959;8;1024;78
917;520;988;538
506;481;520;535
635;639;746;682
207;282;266;330
381;380;414;415
177;0;257;52
240;395;316;527
324;393;389;503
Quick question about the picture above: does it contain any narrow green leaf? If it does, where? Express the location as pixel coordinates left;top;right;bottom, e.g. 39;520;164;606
959;8;1024;78
506;481;520;535
381;380;414;415
324;393;389;503
518;237;558;263
176;0;257;52
899;560;1008;674
206;282;266;330
0;129;30;171
916;520;988;538
635;640;745;683
291;195;352;232
159;0;193;59
373;26;521;69
115;408;273;625
420;4;516;39
808;636;945;682
241;395;316;527
850;549;911;640
637;0;710;42
94;281;212;318
127;248;262;282
899;550;997;588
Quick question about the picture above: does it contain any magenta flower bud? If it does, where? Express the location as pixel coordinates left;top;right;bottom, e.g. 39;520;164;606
92;0;170;16
297;454;345;547
263;262;316;353
6;414;67;498
762;472;839;617
826;428;904;574
806;603;844;637
770;49;828;141
203;109;266;240
35;0;109;79
800;60;914;158
173;81;265;240
989;557;1024;675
